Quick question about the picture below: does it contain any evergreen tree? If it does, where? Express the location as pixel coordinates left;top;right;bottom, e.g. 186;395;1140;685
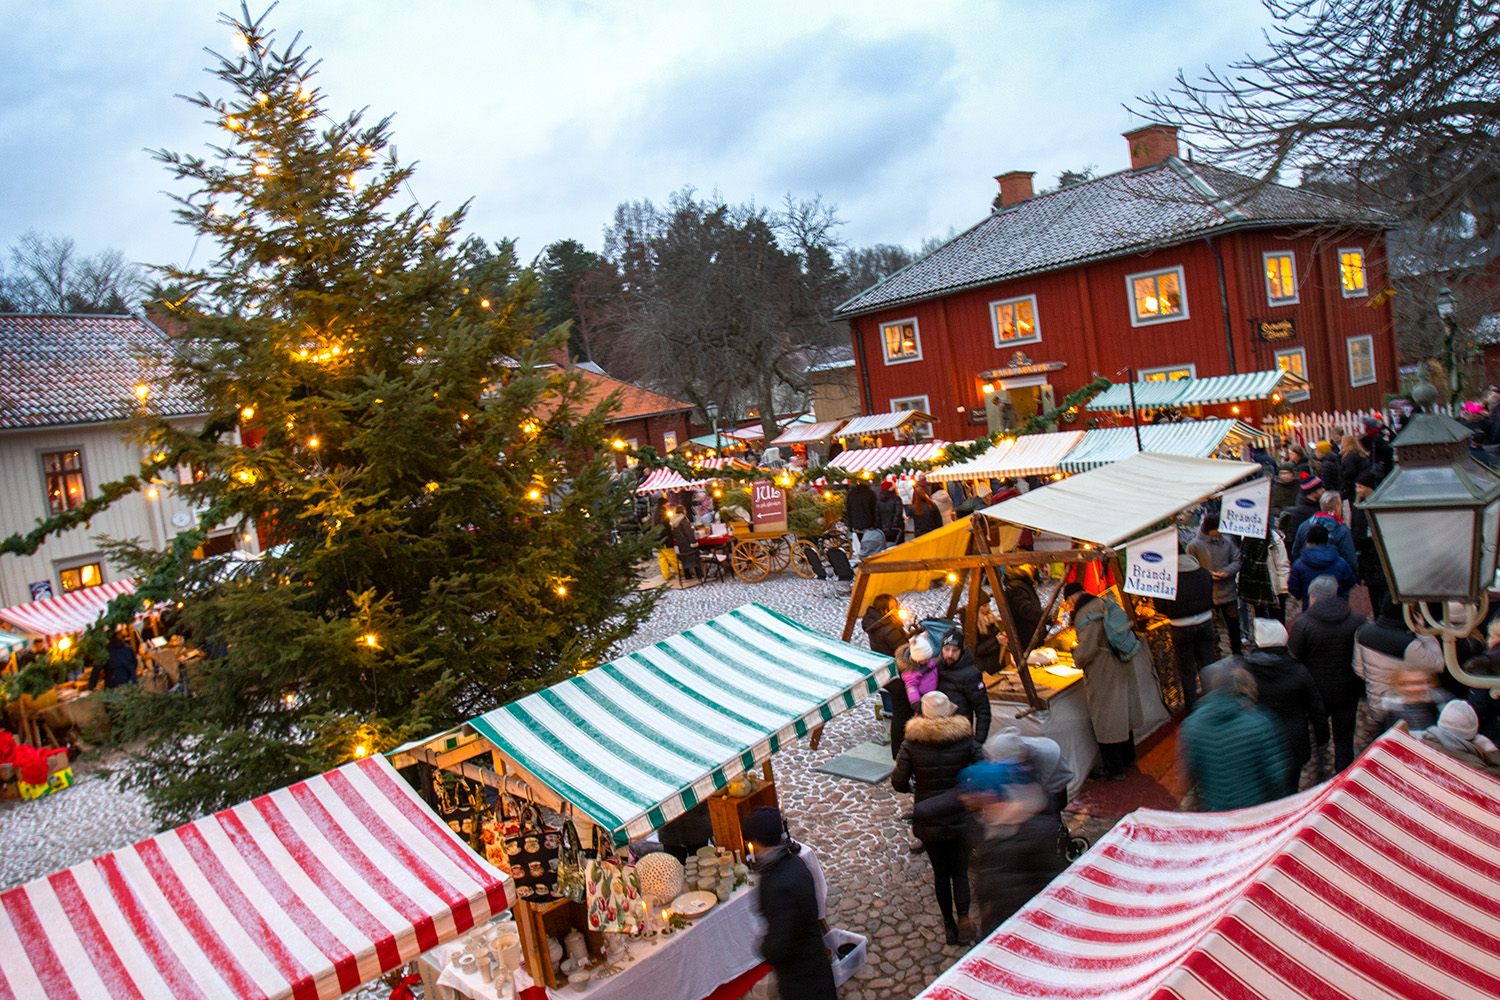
102;5;657;825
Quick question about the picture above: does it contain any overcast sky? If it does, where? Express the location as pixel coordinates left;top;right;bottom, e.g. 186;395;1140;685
1;0;1275;274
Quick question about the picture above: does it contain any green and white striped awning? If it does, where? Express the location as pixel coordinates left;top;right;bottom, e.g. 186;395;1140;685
467;603;893;844
1057;419;1268;474
1086;369;1307;411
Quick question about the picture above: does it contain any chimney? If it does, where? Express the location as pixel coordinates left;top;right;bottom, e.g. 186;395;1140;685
1123;124;1179;170
994;170;1035;208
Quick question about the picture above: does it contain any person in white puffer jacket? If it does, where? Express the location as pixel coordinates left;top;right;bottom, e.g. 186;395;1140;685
1353;597;1443;702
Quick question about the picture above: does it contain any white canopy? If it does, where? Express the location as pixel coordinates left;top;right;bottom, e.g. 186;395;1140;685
838;410;935;438
978;452;1257;547
1057;419;1266;474
1086;369;1307;411
928;431;1085;482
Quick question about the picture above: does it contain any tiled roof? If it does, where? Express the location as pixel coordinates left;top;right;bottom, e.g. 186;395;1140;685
567;369;693;423
0;314;204;430
836;157;1393;317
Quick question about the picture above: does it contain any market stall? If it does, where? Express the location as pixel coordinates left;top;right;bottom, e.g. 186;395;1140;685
0;753;514;1000
394;603;888;999
1056;418;1267;474
826;440;946;477
927;430;1085;483
836;409;936;445
0;579;137;643
917;728;1500;1000
1084;368;1308;413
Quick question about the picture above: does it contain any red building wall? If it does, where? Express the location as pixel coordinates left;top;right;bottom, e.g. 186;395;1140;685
608;411;692;468
849;227;1396;442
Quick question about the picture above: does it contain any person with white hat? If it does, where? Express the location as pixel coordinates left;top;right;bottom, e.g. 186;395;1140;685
1241;618;1328;788
1417;701;1500;777
891;690;983;945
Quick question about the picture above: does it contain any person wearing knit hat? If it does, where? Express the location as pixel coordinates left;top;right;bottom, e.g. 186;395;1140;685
746;807;837;1000
1313;441;1341;493
1240;617;1328;788
1278;472;1325;550
898;636;941;715
892;683;983;944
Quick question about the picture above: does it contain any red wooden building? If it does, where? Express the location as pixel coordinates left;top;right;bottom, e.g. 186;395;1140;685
562;366;693;467
835;126;1397;442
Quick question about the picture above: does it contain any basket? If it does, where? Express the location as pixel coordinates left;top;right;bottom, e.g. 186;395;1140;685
824;928;867;987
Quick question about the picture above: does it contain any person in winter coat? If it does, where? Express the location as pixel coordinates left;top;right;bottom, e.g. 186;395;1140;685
1238;527;1291;622
898;634;940;711
1290;492;1357;572
1153;553;1217;711
1339;435;1370;504
985;729;1076;816
1187;514;1243;655
1278;475;1325;544
1314;441;1341;494
1179;662;1294;811
1360;416;1395;480
1348;470;1390;612
1354;597;1444;702
1269;463;1300;521
1241;619;1329;788
844;481;878;537
1417;701;1500;777
973;603;1005;675
1065;583;1144;780
863;594;917;759
911;477;944;536
1002;565;1045;652
1373;669;1451;732
745;808;836;1000
102;632;139;688
892;691;984;945
876;482;905;544
931;483;956;525
936;628;992;742
1289;524;1357;602
1288;575;1367;772
959;761;1067;936
1286;444;1312;478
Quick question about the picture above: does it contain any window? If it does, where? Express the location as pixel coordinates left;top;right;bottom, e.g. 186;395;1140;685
661;431;678;453
1263;251;1298;305
1339;248;1368;297
990;295;1040;347
59;563;103;593
880;319;922;364
41;450;85;514
1139;364;1196;382
1275;347;1311;402
890;395;933;440
1347;335;1376;386
1127;266;1188;325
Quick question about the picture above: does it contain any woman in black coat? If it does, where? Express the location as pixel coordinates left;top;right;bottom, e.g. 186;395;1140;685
1003;567;1045;652
892;692;983;944
862;594;916;759
746;808;835;1000
876;483;905;544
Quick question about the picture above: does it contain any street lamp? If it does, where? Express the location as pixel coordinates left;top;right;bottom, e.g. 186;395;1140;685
1436;285;1459;403
705;402;720;456
1362;382;1500;688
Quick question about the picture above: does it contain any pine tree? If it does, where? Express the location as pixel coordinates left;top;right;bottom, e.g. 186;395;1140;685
106;5;658;825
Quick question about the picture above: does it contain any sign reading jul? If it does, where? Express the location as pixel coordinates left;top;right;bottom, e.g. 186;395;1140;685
751;479;788;532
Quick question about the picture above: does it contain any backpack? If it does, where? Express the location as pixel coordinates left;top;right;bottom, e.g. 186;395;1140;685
1076;592;1141;661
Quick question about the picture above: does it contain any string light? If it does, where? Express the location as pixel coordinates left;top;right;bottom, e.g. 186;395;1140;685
308;437;320;449
57;637;72;651
241;406;255;420
147;487;159;499
556;584;568;597
611;439;626;450
425;481;439;493
480;299;491;308
354;744;368;757
284;692;296;706
362;634;379;648
133;384;150;400
236;470;255;483
527;488;541;500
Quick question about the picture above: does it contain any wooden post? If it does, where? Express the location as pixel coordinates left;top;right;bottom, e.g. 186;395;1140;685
945;569;969;619
842;570;871;641
984;562;1043;710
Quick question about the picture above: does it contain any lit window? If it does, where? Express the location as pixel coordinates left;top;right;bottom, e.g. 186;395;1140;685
1139;364;1195;382
1127;266;1187;325
662;431;678;453
990;295;1040;346
890;395;933;440
1275;347;1311;402
1339;249;1367;297
60;563;103;592
41;450;85;514
1347;335;1376;387
1263;251;1298;304
881;319;922;364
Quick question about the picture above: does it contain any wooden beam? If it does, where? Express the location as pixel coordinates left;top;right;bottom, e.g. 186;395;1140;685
842;570;871;641
983;560;1042;710
945;568;969;619
857;550;1099;574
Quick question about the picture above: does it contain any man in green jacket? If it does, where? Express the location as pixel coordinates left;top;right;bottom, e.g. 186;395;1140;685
1179;660;1294;811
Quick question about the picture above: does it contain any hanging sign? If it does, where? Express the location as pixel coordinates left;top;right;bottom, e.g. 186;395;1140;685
751;479;788;532
1124;527;1179;600
1217;477;1271;538
1256;318;1297;342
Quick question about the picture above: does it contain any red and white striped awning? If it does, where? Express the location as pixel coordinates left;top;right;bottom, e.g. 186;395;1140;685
0;754;513;1000
635;469;710;494
770;420;845;446
0;579;136;642
827;441;946;476
918;729;1500;1000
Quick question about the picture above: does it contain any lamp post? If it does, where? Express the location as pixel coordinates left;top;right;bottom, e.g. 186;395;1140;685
1361;382;1500;688
1436;285;1460;404
705;402;720;457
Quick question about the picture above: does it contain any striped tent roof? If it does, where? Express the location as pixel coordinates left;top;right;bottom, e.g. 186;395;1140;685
826;441;946;476
0;580;136;642
917;729;1500;1000
467;604;893;844
0;631;26;654
1086;369;1306;411
838;410;936;437
0;754;513;1000
770;420;845;446
1057;420;1267;474
929;431;1086;482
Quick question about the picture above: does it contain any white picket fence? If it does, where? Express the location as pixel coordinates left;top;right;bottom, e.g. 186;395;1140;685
1267;404;1457;448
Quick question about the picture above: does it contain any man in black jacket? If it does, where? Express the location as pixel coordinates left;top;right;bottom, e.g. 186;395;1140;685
1153;553;1216;711
1288;574;1367;773
1278;475;1325;545
937;628;992;742
876;482;905;544
1241;618;1328;789
844;482;878;536
746;808;835;1000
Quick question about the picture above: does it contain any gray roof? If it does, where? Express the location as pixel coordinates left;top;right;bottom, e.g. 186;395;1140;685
836;157;1392;317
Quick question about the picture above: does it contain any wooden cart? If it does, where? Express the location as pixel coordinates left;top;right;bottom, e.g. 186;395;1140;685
725;524;826;582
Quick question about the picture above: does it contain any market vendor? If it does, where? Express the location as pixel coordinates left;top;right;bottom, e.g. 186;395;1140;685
658;801;713;862
88;629;139;689
1063;583;1144;782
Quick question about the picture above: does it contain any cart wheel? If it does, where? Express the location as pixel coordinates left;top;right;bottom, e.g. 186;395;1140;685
791;540;821;579
731;540;770;582
764;534;794;573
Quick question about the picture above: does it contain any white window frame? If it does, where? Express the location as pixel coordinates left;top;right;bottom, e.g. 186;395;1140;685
661;430;678;453
1262;250;1299;305
1126;265;1189;327
1339;247;1369;298
890;395;934;440
1274;346;1311;402
1347;335;1377;387
1138;363;1197;381
989;294;1041;348
880;318;923;365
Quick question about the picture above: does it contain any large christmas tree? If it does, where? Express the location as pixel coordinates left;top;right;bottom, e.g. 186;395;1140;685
104;7;658;824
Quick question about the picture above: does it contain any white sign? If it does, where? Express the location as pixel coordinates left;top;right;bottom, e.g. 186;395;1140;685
1217;477;1271;538
1124;527;1179;600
